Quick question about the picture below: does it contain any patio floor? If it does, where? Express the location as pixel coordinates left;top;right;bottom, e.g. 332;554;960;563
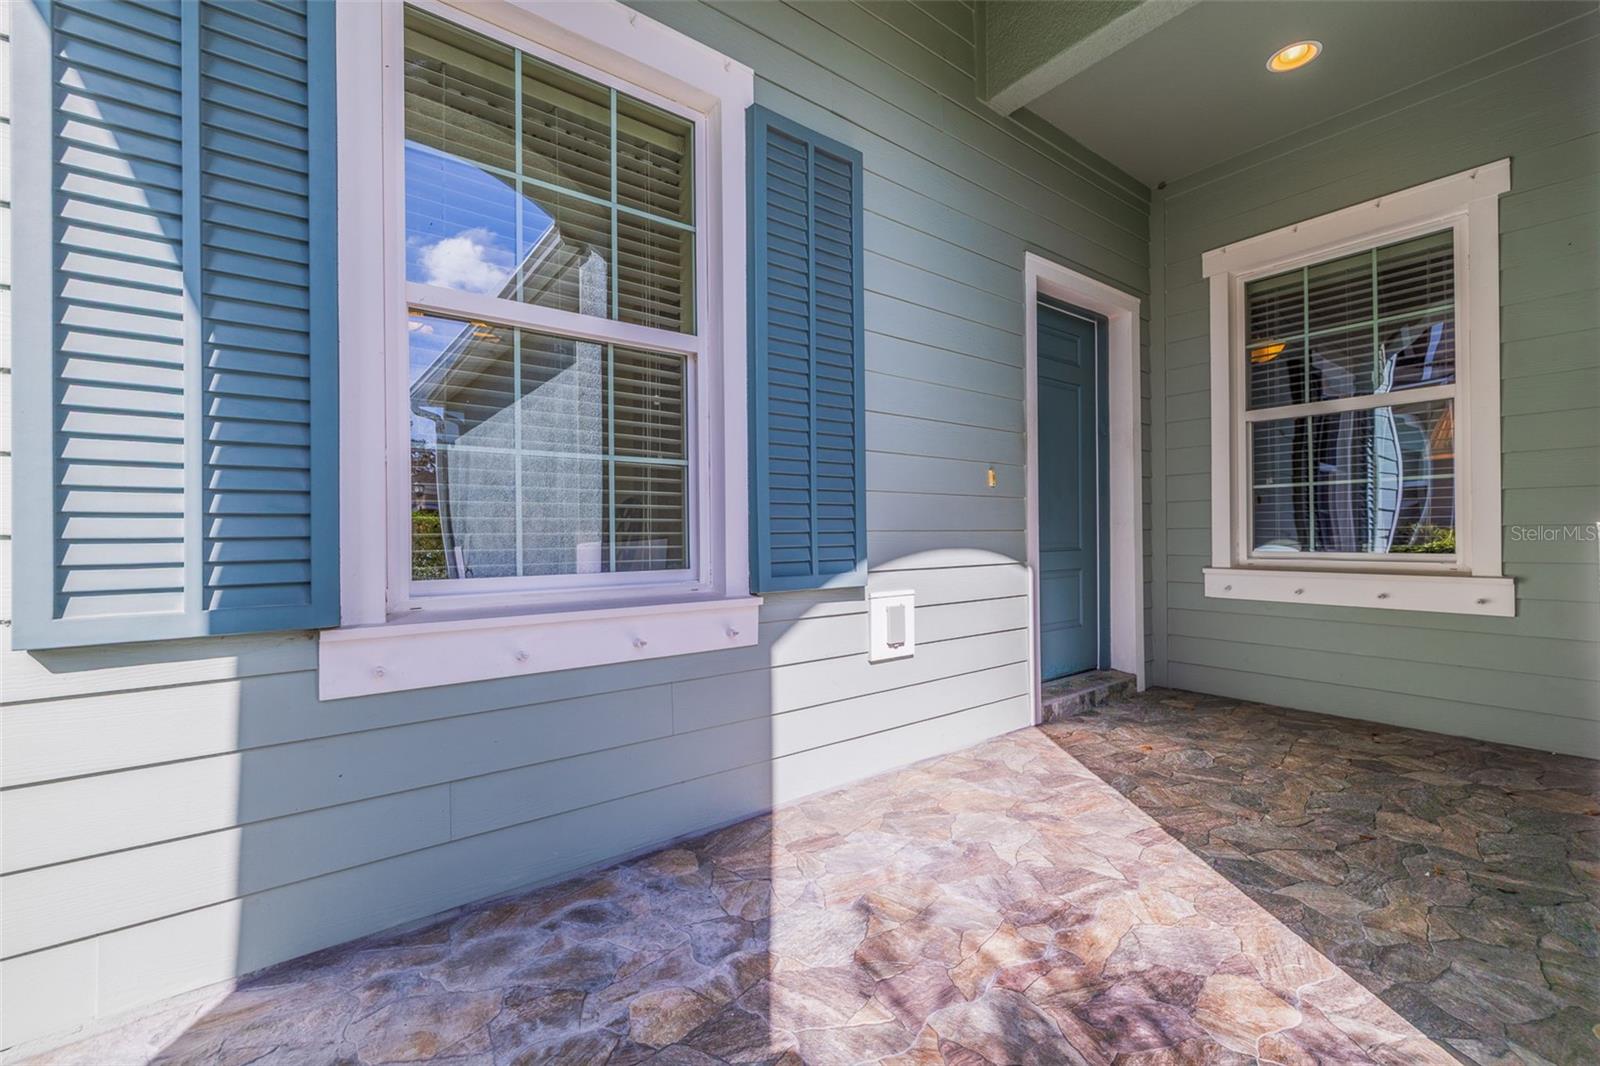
1047;691;1599;1066
25;689;1597;1066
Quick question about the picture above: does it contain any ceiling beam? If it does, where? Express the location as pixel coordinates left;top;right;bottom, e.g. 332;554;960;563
977;0;1200;116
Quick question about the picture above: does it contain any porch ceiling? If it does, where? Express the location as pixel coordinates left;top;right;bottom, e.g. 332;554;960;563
1020;0;1595;187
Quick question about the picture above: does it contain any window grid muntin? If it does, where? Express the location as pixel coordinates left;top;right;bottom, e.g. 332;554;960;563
1247;299;1458;351
403;4;697;328
1248;399;1457;556
1241;227;1460;561
401;2;701;596
407;314;690;583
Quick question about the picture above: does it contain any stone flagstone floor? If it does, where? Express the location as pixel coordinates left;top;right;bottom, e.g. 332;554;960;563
1042;690;1599;1066
22;689;1596;1066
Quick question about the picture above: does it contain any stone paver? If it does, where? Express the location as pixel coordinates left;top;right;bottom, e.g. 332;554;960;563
1044;689;1600;1066
26;688;1594;1065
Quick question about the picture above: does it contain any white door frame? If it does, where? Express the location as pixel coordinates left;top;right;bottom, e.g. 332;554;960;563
1024;252;1146;723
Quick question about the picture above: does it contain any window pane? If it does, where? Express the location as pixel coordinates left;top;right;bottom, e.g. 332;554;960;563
405;143;518;296
1247;338;1304;409
513;331;608;576
1308;324;1378;403
1251;417;1309;552
404;9;515;172
610;462;687;571
617;212;693;332
612;346;686;459
409;314;688;581
1377;231;1453;318
1250;401;1455;556
410;315;519;579
1306;249;1372;334
516;187;612;315
1382;312;1455;391
617;96;694;223
521;55;611;202
404;9;519;298
1246;269;1303;344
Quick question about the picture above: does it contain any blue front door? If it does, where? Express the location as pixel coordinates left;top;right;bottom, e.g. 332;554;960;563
1037;302;1108;681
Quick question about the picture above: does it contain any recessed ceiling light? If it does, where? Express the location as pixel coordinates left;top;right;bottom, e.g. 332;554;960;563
1267;40;1322;73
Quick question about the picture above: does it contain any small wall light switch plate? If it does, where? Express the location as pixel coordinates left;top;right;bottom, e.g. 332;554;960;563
868;589;915;662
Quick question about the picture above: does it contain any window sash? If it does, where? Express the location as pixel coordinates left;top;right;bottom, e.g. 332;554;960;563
1242;381;1456;423
1232;218;1467;570
390;0;711;608
400;3;700;278
407;283;700;356
1243;402;1460;564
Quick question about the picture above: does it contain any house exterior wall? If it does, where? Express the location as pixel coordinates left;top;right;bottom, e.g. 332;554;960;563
0;1;1152;1051
1148;17;1600;758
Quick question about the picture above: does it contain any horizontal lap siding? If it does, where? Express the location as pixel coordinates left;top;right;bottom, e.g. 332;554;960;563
0;0;1152;1050
1149;18;1600;757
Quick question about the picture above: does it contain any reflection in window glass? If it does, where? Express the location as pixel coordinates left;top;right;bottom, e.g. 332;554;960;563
1244;229;1457;558
402;6;694;332
515;187;612;316
409;315;687;580
1245;230;1455;411
1251;400;1455;555
401;6;701;590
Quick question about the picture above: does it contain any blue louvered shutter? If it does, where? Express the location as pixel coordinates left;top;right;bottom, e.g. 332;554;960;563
10;0;338;650
747;106;866;593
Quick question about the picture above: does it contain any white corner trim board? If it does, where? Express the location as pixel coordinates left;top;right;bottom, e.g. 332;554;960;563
319;596;762;699
1203;569;1515;618
1201;160;1512;617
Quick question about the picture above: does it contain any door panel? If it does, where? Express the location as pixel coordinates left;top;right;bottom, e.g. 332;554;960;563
1037;303;1106;681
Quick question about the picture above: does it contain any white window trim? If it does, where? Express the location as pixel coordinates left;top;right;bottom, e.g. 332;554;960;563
323;0;758;699
1201;159;1515;618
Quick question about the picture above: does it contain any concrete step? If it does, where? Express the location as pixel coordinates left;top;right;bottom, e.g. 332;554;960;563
1041;669;1137;723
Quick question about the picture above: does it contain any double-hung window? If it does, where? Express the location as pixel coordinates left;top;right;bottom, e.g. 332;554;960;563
403;7;697;596
1202;161;1515;616
325;0;758;697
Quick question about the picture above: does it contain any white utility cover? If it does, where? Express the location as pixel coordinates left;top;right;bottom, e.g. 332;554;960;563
868;589;915;662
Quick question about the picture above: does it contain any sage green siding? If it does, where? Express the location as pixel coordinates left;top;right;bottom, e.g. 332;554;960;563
0;1;1152;1051
1148;16;1600;758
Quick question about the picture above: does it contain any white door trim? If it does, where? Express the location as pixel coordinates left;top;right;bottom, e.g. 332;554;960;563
1024;253;1146;723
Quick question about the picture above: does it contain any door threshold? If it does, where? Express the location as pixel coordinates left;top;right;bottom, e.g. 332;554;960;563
1041;669;1136;723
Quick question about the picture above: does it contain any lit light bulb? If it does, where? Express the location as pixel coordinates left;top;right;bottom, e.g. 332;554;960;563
1267;40;1322;73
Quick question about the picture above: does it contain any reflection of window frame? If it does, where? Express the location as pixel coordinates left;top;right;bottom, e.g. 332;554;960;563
1201;161;1515;617
324;0;759;697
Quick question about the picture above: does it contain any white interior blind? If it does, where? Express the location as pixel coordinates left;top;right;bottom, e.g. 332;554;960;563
1244;230;1458;556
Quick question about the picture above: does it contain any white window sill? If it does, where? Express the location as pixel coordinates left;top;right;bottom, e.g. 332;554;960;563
318;594;762;699
1203;568;1514;617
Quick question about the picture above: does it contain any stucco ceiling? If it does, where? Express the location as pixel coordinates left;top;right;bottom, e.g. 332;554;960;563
1025;0;1594;188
